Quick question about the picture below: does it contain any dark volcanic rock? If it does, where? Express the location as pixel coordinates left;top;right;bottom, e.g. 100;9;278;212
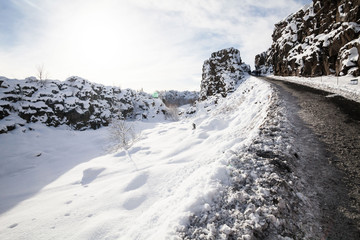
0;76;170;133
259;0;360;77
254;49;273;75
200;48;250;100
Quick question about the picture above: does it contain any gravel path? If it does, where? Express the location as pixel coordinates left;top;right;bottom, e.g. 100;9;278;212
264;77;360;240
178;77;359;239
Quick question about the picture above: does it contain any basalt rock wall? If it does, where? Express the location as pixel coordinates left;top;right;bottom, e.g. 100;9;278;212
257;0;360;77
0;76;169;133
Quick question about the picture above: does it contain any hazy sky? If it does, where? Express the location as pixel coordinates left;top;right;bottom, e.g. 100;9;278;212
0;0;310;92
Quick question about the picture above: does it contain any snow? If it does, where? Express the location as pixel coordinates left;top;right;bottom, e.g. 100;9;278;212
0;77;274;239
338;4;346;18
268;74;360;103
341;46;359;67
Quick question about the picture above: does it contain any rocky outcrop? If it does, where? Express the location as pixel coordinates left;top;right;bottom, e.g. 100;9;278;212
254;49;273;75
200;48;250;100
261;0;360;77
159;90;198;107
0;76;169;133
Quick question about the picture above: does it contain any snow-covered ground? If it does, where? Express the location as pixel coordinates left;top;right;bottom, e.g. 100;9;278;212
0;77;273;239
268;74;360;103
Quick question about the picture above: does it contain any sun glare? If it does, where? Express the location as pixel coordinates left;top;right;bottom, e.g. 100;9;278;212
48;1;159;88
62;6;125;66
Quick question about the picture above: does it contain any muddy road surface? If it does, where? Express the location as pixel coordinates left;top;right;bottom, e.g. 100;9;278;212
263;77;360;239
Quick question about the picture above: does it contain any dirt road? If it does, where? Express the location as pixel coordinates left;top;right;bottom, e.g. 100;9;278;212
263;77;360;239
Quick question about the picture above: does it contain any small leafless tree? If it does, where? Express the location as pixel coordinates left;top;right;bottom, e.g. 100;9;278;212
165;104;179;121
109;119;137;151
108;112;140;169
36;64;48;86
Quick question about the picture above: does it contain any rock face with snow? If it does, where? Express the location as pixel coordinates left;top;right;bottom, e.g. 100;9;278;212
200;48;250;100
260;0;360;77
0;76;169;133
159;90;198;107
254;49;273;75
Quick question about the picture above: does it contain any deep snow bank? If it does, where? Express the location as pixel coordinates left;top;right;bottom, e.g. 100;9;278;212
0;77;274;239
179;79;322;239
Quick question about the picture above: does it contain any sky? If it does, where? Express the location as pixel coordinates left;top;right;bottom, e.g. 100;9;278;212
0;0;311;92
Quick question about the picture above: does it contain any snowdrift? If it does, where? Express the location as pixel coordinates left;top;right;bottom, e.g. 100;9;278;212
0;77;280;239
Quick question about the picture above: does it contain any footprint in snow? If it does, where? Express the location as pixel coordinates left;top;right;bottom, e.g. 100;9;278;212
65;200;72;205
8;223;18;228
115;151;126;157
123;195;146;210
167;158;189;164
124;172;148;192
157;130;167;134
81;167;106;185
197;132;209;139
129;146;150;155
129;146;142;154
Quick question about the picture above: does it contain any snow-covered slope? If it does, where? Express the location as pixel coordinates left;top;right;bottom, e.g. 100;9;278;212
0;76;171;133
257;0;360;77
200;48;250;100
0;77;275;239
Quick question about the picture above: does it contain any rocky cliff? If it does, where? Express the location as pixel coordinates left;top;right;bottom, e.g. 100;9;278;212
254;49;273;75
200;48;250;100
0;76;170;133
256;0;360;77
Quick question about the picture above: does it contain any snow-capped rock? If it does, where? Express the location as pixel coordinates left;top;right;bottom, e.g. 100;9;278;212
158;90;198;107
258;0;360;77
200;48;250;100
254;49;273;75
0;76;170;133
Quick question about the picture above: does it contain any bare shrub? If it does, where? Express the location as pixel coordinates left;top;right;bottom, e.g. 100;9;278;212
108;114;139;152
165;104;179;121
36;64;48;86
107;113;141;169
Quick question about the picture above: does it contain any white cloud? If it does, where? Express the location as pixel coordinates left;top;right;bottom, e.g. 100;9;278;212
0;0;310;92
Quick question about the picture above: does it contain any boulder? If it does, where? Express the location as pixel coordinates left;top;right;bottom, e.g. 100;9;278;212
200;48;250;100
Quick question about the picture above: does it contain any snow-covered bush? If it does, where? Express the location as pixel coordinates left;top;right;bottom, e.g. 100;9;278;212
165;104;179;121
107;113;140;152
